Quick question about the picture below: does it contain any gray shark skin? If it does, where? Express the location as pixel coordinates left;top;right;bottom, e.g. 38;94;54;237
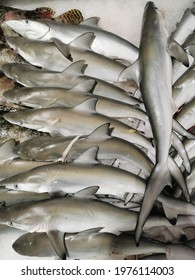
3;98;153;151
9;231;166;260
175;97;195;130
0;194;137;259
3;79;143;107
3;85;148;123
172;62;195;112
5;36;71;71
0;147;146;202
52;34;126;83
13;123;153;177
118;2;190;245
4;18;138;62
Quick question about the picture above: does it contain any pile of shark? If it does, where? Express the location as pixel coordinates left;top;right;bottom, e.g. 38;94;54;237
0;1;195;260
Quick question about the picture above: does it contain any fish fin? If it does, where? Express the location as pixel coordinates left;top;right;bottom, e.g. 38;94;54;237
167;157;190;201
74;186;99;198
47;230;69;260
182;32;195;48
0;139;18;163
118;59;140;86
167;38;189;67
0;201;6;209
162;207;177;225
135;163;172;245
60;135;80;162
81;17;101;27
73;146;99;164
173;119;195;140
171;132;191;173
76;227;103;235
62;60;87;75
124;193;134;204
70;79;96;93
73;97;97;113
69;32;95;50
87;123;112;139
51;37;71;59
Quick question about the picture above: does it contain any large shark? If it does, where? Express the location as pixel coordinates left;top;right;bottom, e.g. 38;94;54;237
118;1;190;244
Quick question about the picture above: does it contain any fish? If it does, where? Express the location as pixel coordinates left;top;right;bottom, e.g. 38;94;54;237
157;194;195;224
0;146;146;202
12;230;195;260
5;36;71;71
175;97;195;130
3;79;143;108
0;139;52;180
4;18;139;62
0;111;48;144
172;62;195;112
13;123;154;177
54;9;83;25
118;2;190;245
0;189;138;259
171;7;195;45
3;83;148;124
3;98;153;151
52;34;127;83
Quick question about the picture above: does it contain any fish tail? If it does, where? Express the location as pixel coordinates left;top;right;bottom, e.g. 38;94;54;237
135;163;172;246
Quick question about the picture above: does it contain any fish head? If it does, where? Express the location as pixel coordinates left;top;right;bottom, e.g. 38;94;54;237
3;87;36;105
0;171;44;193
5;36;36;62
3;109;43;129
5;19;50;40
0;201;41;232
1;63;20;81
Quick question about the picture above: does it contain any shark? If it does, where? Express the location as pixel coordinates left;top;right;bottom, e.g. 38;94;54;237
118;1;190;244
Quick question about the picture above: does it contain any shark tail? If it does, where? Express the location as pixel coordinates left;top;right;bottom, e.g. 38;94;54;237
135;163;172;246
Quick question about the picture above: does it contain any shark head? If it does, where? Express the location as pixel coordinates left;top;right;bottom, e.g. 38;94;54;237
0;171;44;193
0;201;43;232
5;19;50;40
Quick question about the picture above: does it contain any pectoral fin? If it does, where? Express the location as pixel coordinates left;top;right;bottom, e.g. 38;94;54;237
167;38;189;67
47;230;69;260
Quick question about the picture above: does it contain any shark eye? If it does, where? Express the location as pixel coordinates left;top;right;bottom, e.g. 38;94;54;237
14;184;18;189
25;20;29;24
8;221;13;226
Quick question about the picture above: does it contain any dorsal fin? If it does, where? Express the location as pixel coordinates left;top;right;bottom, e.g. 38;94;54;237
62;60;87;75
0;139;18;163
70;79;96;93
80;17;101;27
87;123;112;139
167;38;189;67
74;186;99;198
73;146;99;164
51;37;71;59
72;97;97;113
118;59;140;86
69;32;95;50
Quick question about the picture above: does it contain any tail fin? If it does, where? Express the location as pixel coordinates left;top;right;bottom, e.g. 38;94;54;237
135;163;172;245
